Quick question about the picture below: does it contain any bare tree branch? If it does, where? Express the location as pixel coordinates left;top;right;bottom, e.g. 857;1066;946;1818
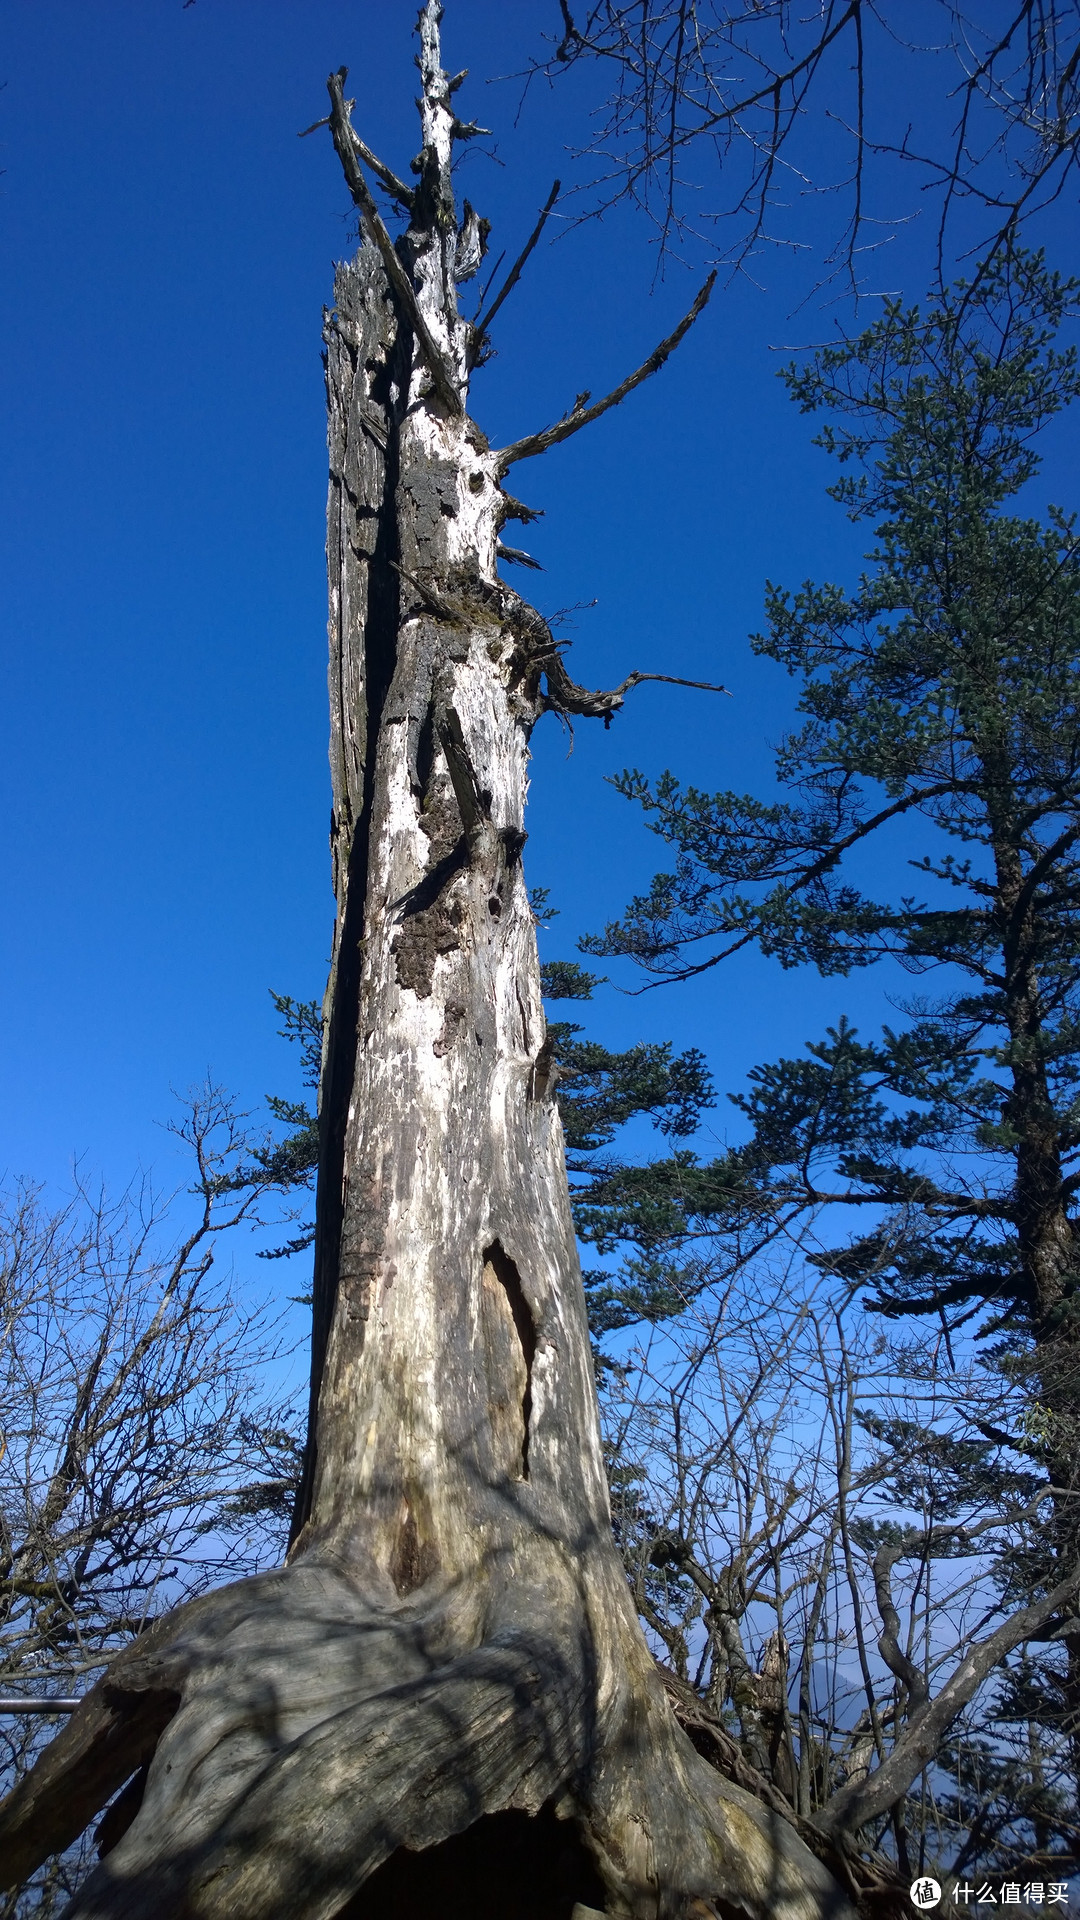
348;134;415;212
469;179;562;365
540;2;1080;286
325;69;462;417
543;657;731;720
816;1564;1080;1847
495;271;715;471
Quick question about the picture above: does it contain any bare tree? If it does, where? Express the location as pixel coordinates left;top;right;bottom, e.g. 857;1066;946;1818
0;10;847;1918
602;1263;1080;1896
539;1;1080;283
0;1087;302;1917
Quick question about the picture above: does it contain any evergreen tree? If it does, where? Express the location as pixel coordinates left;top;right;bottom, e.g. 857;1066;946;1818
580;248;1080;1801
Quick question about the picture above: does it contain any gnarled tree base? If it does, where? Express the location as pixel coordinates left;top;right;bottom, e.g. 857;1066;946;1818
0;1549;852;1920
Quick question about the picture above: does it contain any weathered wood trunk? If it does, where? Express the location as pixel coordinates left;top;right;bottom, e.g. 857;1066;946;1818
0;13;855;1918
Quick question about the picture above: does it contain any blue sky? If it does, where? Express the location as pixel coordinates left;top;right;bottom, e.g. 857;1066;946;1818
0;2;1075;1246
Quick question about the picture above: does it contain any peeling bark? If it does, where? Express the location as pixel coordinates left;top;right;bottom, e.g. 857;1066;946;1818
0;11;854;1918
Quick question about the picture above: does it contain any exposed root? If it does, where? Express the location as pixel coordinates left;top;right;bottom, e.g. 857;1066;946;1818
0;1559;855;1920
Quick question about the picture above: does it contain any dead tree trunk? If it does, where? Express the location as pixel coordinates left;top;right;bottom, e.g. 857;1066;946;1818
0;13;854;1918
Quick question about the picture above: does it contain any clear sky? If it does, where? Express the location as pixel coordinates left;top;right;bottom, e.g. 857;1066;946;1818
1;3;1075;1255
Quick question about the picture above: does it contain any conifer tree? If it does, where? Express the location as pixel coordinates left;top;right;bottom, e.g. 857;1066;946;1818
585;247;1080;1788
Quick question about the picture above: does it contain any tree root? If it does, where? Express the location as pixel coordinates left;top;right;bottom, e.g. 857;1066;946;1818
0;1559;855;1920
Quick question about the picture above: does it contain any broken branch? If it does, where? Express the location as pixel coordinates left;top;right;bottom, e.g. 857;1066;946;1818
496;272;716;472
497;491;544;526
326;69;462;418
350;133;415;211
543;653;730;723
616;671;731;696
469;180;562;366
299;121;414;211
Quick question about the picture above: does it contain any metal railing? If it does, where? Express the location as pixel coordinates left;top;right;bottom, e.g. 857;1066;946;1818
0;1698;79;1714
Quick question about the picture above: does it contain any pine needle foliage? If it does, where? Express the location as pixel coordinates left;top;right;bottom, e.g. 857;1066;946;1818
586;250;1080;1360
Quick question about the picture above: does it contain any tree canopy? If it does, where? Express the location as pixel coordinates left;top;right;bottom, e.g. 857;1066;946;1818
583;248;1080;1354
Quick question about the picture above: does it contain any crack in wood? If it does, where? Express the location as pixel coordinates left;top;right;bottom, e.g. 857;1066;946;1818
481;1243;536;1482
529;1033;559;1102
389;1494;438;1597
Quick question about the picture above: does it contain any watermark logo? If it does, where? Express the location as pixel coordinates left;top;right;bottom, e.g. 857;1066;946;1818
910;1880;943;1910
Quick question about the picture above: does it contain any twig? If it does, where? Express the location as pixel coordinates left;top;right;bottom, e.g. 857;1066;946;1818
326;69;462;418
496;273;716;471
469;180;561;365
614;671;731;696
